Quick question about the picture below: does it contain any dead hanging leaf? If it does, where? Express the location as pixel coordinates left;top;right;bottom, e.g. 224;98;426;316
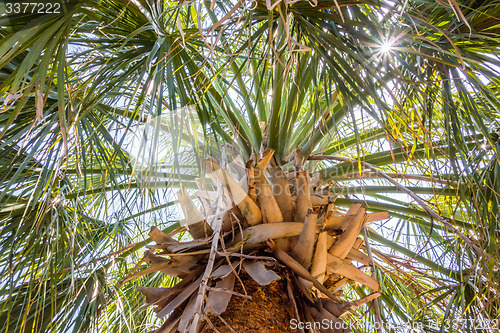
151;308;182;333
178;293;198;332
309;306;343;333
326;254;379;291
157;275;203;319
342;291;381;315
144;253;198;277
211;264;234;279
210;260;239;279
150;270;204;313
149;226;177;244
321;298;345;318
321;291;381;318
163;238;210;253
206;272;236;315
330;277;349;293
285;275;305;333
294;276;314;302
301;303;317;331
121;256;197;284
346;248;370;265
137;287;171;304
144;251;169;266
271;243;339;302
160;256;198;276
243;260;280;286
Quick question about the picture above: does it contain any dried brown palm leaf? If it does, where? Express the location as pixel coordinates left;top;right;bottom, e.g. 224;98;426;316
242;260;280;286
151;309;182;333
328;277;349;294
151;270;205;313
205;272;236;315
346;248;370;265
321;291;381;318
157;275;203;319
326;254;379;291
149;226;178;244
121;258;197;284
294;276;314;302
178;293;199;332
309;306;343;333
159;239;210;253
271;243;339;301
210;264;234;279
137;287;171;305
285;275;305;333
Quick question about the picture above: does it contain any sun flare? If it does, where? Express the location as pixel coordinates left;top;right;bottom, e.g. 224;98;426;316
380;39;394;54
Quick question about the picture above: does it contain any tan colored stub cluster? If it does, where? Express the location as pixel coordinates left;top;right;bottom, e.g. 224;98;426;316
125;149;389;333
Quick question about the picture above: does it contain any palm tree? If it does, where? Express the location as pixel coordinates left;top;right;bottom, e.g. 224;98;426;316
1;0;499;332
